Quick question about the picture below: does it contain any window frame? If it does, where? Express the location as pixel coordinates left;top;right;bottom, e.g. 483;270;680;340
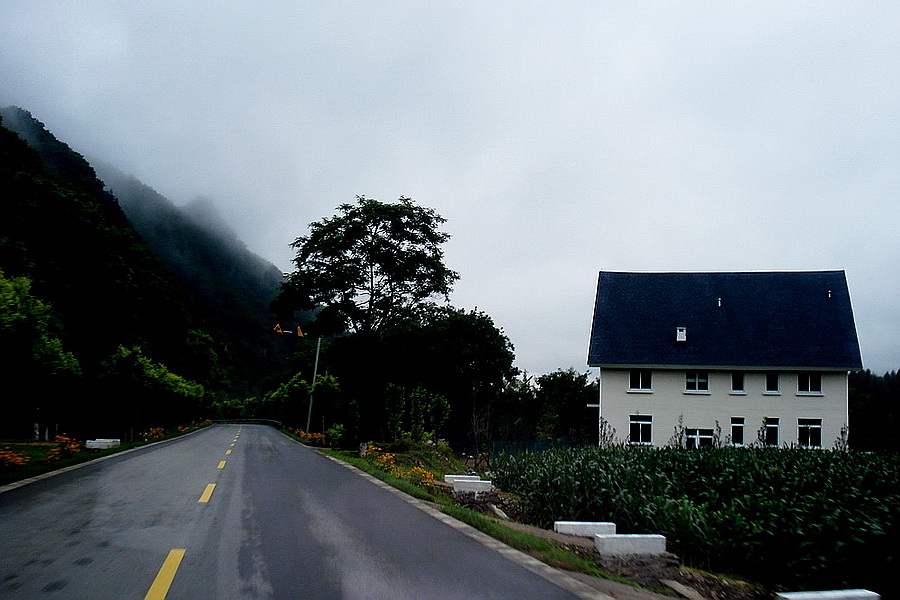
730;372;745;394
798;418;823;448
764;417;780;446
685;428;715;448
629;414;653;445
685;370;710;393
764;372;781;395
797;373;823;396
628;369;653;392
731;416;745;446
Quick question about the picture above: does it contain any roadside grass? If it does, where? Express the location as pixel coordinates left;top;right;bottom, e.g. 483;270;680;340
0;422;211;486
317;448;450;505
439;504;639;587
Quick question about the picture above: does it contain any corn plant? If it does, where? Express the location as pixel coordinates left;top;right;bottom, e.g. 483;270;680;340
493;446;900;594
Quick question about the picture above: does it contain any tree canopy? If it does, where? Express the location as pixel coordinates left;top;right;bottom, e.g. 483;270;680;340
277;196;459;334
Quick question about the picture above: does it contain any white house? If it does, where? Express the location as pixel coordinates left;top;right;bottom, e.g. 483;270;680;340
587;271;863;449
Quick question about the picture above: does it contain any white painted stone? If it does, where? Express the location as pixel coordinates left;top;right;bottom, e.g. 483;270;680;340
452;479;493;493
554;521;617;537
777;591;879;600
594;534;667;556
86;439;121;450
444;475;481;483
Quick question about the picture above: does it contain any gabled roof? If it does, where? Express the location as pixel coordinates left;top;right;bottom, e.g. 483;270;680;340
587;270;862;370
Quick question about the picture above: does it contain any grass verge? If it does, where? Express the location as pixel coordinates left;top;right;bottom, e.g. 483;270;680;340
317;448;449;505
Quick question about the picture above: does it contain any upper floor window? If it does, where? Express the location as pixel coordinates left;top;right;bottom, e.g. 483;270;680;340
798;418;823;448
765;372;780;394
685;371;709;392
629;369;652;391
731;372;745;394
797;373;823;395
629;414;652;444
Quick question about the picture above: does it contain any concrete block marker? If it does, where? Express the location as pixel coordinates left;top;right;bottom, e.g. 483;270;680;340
777;591;879;600
554;521;616;537
594;534;667;556
444;475;481;483
86;439;121;450
452;479;493;493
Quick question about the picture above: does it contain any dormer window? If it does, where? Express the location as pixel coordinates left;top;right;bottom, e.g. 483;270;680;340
676;326;687;342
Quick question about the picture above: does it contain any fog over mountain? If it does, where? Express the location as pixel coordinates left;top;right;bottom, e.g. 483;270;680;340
1;3;898;374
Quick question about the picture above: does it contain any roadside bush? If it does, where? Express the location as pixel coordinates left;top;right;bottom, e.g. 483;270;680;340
492;445;900;594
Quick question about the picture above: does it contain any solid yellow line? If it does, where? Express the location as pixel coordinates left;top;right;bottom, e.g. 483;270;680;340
225;449;232;455
198;483;216;503
144;549;185;600
217;460;226;469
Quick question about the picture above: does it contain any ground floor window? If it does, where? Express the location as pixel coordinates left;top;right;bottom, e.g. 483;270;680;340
629;415;652;444
731;417;745;446
685;428;715;448
764;417;780;446
798;418;823;448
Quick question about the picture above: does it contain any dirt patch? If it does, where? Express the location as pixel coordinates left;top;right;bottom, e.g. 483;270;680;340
674;569;766;600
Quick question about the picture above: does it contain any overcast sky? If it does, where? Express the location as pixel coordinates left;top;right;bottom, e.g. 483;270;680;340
2;2;898;376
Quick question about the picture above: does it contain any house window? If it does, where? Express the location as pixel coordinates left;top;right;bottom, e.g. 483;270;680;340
765;372;780;394
629;415;652;444
685;371;709;392
798;373;823;395
764;417;780;446
798;418;822;448
731;372;745;393
629;369;652;391
685;428;715;448
731;417;745;446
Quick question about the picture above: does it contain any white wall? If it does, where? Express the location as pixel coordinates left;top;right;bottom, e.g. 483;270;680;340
598;368;849;448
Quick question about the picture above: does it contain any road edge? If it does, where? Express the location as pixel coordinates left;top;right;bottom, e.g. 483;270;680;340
0;425;212;495
311;445;616;600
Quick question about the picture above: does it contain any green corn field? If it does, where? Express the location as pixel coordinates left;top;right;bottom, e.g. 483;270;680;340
493;446;899;594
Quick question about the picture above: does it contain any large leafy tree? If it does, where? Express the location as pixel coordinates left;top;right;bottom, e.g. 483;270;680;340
277;196;459;334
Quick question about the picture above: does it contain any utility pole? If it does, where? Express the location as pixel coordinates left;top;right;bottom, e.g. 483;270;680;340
306;337;321;433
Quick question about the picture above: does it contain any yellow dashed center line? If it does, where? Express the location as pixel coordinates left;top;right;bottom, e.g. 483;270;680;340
198;483;216;503
217;460;226;469
144;549;185;600
225;449;232;455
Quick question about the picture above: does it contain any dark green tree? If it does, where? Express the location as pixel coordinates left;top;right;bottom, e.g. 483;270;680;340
276;196;459;334
534;368;598;443
0;269;81;438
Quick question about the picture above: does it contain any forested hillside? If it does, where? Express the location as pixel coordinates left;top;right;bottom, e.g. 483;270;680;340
0;107;289;439
90;160;288;396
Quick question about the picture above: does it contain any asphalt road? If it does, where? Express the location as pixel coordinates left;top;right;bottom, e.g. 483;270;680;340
0;424;603;599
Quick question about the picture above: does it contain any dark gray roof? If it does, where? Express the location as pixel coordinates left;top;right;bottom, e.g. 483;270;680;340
587;271;862;370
